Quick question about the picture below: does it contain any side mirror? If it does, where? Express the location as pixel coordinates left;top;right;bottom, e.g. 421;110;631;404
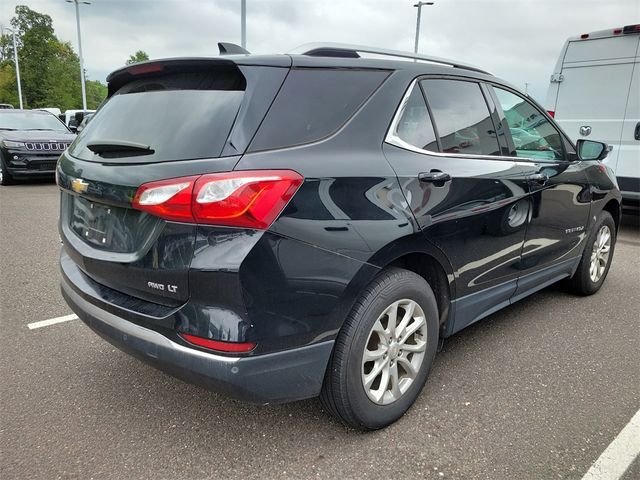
576;139;611;161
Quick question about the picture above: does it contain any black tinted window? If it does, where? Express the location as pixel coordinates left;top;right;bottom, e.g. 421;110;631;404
249;68;388;151
421;79;500;156
393;84;438;151
69;70;245;163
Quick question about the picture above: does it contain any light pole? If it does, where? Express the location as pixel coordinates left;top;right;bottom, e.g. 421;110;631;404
66;0;91;111
241;0;246;49
413;2;434;54
4;27;23;109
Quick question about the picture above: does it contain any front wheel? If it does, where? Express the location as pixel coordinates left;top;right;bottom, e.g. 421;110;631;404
566;210;616;295
0;160;13;186
320;268;439;430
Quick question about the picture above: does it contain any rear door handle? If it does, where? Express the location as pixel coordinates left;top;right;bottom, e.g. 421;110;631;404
634;122;640;141
527;173;548;185
418;171;451;184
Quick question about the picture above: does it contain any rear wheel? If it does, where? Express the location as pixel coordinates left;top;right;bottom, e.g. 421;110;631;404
320;268;439;430
566;210;616;295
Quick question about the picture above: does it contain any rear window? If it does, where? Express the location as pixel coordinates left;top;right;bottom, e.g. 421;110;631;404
69;69;246;163
248;68;389;151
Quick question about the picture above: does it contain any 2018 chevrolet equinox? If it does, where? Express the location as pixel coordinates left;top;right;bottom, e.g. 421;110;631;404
57;43;621;430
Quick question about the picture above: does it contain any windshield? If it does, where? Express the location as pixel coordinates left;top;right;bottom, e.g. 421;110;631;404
0;112;69;132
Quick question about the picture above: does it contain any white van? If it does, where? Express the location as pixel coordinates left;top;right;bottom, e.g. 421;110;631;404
545;24;640;205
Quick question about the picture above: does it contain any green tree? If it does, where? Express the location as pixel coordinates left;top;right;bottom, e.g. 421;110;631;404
0;63;19;107
85;79;107;109
126;50;150;65
0;5;108;109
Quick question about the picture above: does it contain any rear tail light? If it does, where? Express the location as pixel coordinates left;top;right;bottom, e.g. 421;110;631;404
547;110;555;118
179;333;256;353
132;170;303;229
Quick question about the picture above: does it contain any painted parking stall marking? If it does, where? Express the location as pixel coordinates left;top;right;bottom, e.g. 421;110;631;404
581;409;640;480
27;314;78;330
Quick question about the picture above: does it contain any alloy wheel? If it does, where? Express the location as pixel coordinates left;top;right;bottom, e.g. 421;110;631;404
361;299;427;405
589;225;611;283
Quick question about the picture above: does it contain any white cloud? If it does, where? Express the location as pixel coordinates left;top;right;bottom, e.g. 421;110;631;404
2;0;638;101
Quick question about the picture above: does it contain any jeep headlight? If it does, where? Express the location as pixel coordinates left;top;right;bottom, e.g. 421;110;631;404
1;140;25;149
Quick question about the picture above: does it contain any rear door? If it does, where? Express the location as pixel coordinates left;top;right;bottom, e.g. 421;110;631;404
58;59;289;305
553;35;639;173
383;77;535;332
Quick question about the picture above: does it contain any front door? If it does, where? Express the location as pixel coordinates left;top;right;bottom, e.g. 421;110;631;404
489;85;592;300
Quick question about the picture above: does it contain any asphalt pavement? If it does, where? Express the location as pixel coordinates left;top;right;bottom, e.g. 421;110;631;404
1;182;638;480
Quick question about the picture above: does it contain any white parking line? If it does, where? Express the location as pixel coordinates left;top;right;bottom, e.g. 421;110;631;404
27;314;78;330
582;409;640;480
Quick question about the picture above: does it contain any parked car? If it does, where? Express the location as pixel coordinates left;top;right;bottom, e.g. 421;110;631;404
63;109;96;132
0;103;14;109
57;44;621;429
545;24;640;209
75;113;94;134
36;107;62;117
0;109;75;185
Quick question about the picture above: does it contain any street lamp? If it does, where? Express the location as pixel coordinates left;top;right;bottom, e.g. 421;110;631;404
413;2;434;54
241;0;246;49
66;0;91;111
3;26;23;109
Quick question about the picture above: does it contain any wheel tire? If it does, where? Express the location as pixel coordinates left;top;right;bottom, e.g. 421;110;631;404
0;160;13;186
565;210;616;296
320;267;439;430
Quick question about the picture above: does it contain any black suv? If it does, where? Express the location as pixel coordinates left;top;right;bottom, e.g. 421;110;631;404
57;44;621;429
1;110;75;185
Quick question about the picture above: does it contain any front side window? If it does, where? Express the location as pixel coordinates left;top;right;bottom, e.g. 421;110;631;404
492;87;564;161
421;79;500;156
393;84;438;151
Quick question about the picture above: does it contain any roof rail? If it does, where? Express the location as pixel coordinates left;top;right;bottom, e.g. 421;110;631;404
289;42;491;75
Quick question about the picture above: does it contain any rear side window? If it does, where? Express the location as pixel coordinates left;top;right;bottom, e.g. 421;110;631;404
421;79;500;156
492;86;564;161
249;68;389;151
69;69;246;163
393;84;438;151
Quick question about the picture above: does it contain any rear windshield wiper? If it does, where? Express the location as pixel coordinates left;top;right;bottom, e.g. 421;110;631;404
86;139;155;157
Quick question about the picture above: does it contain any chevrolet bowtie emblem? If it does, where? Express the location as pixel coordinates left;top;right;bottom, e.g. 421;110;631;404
71;178;89;194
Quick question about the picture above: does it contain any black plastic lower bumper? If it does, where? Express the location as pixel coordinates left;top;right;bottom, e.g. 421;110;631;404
60;273;334;404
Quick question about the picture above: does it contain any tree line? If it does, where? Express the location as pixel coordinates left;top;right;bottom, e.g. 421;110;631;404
0;5;149;111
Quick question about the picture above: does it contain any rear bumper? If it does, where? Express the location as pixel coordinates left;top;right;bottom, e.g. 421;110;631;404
60;272;334;404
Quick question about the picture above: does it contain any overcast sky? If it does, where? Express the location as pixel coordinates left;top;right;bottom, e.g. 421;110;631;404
1;0;638;102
